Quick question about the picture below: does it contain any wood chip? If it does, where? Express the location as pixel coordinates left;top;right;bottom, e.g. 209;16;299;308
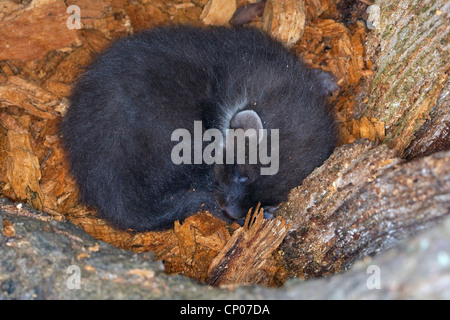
263;0;306;47
6;130;44;211
200;0;236;25
206;205;291;286
2;219;16;237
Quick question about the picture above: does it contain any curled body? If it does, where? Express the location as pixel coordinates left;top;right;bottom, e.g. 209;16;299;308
61;26;336;231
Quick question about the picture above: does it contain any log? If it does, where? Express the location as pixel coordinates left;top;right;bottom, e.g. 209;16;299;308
361;0;449;155
278;141;450;278
404;77;450;160
2;196;450;299
179;140;449;286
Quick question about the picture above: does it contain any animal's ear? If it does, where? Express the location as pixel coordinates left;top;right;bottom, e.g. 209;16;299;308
230;110;264;144
312;69;339;96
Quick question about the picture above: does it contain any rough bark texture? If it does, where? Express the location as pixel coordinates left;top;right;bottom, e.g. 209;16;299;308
2;197;450;299
279;142;450;278
202;140;450;283
362;0;449;155
404;77;450;160
0;0;449;296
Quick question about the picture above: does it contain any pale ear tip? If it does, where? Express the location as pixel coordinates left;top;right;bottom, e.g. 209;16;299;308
312;69;340;96
230;109;263;131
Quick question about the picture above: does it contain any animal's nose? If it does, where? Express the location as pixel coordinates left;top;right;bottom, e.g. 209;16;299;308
262;205;279;219
221;206;241;220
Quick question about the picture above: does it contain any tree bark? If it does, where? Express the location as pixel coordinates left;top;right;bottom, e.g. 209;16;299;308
2;196;450;299
404;77;450;160
361;0;449;156
279;141;450;279
205;140;450;284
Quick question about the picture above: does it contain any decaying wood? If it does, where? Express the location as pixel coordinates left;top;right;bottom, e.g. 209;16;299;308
0;77;65;119
292;17;376;147
0;0;80;61
337;116;385;146
39;131;80;214
5;128;44;211
303;0;331;20
278;140;450;279
0;0;449;289
295;18;371;90
262;0;306;47
206;204;291;286
362;0;449;155
338;0;370;23
164;211;233;282
69;208;234;283
200;0;237;25
404;77;450;160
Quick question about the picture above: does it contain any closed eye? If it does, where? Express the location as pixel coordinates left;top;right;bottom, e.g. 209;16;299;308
238;176;249;183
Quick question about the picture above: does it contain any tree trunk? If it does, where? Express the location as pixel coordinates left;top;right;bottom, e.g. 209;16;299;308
361;0;449;156
279;141;450;279
205;140;450;284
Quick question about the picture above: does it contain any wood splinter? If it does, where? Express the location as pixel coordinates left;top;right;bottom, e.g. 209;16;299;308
206;204;291;287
